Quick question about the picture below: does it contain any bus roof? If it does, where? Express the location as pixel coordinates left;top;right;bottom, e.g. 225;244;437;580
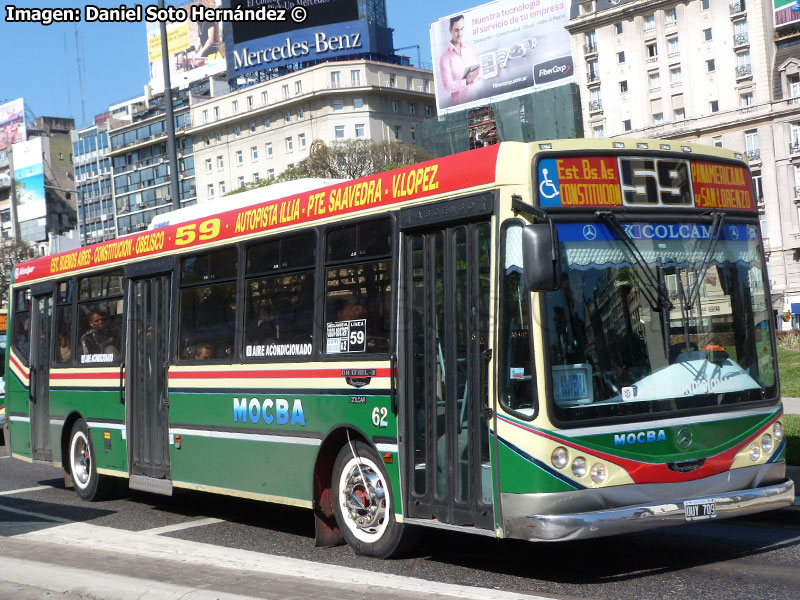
148;178;346;229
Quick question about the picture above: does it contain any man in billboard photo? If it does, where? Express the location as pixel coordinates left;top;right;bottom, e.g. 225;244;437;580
438;15;482;107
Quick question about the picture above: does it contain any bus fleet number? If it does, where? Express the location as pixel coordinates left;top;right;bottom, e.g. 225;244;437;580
371;406;388;428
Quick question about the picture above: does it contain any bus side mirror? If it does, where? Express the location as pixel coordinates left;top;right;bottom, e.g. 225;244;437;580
522;223;561;291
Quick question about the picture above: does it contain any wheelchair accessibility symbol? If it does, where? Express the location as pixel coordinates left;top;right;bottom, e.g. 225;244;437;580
538;159;561;206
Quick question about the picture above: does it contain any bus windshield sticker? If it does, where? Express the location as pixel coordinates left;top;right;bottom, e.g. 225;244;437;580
326;319;366;353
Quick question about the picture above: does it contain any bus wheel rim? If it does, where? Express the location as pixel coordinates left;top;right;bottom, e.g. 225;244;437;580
339;456;389;542
71;431;91;489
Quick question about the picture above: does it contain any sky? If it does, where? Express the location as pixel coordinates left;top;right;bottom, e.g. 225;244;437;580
2;0;473;129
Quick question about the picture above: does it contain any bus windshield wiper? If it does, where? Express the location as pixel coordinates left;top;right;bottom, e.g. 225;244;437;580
596;211;674;312
686;212;724;307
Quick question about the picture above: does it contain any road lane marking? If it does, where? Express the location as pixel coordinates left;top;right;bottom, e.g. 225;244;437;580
0;485;52;496
0;504;72;524
19;521;554;600
141;518;223;535
2;556;254;600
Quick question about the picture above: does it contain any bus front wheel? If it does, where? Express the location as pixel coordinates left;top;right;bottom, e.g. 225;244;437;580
332;441;414;558
69;419;110;501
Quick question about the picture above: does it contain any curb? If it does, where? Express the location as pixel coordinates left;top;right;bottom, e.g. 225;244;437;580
787;466;800;506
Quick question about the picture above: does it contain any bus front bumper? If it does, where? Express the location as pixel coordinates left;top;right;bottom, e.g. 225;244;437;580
504;478;795;542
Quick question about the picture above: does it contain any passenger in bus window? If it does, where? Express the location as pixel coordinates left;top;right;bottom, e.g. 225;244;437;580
15;316;30;360
194;344;212;360
57;329;71;363
80;312;118;362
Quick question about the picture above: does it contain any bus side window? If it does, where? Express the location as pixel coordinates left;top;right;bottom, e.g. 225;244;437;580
324;218;393;355
243;231;316;360
77;271;124;366
54;280;73;365
12;288;31;364
498;223;537;418
179;246;238;361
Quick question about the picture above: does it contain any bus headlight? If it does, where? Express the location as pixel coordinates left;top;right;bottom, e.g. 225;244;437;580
762;434;773;454
749;443;762;461
590;463;607;484
774;421;784;443
571;457;587;478
551;447;569;469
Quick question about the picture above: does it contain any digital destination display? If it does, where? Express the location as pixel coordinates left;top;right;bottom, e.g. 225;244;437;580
537;156;754;211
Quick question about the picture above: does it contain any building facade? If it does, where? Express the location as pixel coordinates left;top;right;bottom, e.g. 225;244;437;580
567;0;800;326
189;59;436;200
72;119;116;246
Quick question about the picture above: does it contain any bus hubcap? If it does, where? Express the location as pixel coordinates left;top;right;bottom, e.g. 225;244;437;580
72;435;90;486
342;464;386;535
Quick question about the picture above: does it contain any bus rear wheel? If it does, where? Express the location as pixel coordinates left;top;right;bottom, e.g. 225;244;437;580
332;441;414;558
69;419;110;501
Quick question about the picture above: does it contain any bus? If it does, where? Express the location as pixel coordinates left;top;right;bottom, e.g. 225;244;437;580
4;139;794;556
0;308;6;444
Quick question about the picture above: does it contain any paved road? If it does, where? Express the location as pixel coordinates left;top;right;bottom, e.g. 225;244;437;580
2;440;800;600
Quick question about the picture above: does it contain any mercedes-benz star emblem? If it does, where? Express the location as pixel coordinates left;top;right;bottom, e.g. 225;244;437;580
729;226;740;240
583;224;598;240
676;426;694;449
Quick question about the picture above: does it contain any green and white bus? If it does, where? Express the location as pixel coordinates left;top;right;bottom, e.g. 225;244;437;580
5;140;794;557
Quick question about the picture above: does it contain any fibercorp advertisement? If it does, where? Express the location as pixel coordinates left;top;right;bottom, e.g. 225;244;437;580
775;0;800;29
147;0;227;93
431;0;573;114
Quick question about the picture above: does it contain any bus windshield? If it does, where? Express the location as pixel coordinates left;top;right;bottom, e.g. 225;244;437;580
544;220;776;423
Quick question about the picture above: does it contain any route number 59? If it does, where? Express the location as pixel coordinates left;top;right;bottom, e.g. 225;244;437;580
175;218;221;246
371;406;388;428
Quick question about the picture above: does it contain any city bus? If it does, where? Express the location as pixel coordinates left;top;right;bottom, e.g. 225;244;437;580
0;308;6;444
4;139;794;557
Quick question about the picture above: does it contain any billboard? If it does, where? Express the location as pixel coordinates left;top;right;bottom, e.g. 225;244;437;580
13;138;47;243
431;0;574;114
0;98;26;153
147;0;227;93
224;0;379;80
775;0;800;28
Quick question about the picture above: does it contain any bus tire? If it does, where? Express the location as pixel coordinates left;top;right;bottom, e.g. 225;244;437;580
68;419;109;501
332;441;414;558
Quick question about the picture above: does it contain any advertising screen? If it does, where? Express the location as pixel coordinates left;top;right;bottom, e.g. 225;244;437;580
0;98;26;153
775;0;800;28
147;0;227;93
430;0;574;114
224;0;374;80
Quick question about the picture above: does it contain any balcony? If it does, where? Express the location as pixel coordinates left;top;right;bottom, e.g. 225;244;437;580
730;1;746;17
584;42;597;56
587;72;601;85
736;64;752;78
790;142;800;155
588;100;603;113
733;32;749;47
745;149;761;163
794;186;800;200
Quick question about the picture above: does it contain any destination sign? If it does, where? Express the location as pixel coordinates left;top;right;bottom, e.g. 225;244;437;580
538;156;754;211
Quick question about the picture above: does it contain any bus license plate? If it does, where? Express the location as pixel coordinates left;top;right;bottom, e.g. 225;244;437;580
684;498;717;521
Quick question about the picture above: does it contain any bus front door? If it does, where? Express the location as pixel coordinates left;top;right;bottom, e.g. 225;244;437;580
30;293;53;461
127;274;172;494
403;222;494;529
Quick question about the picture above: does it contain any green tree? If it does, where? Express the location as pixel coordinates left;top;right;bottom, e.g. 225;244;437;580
224;140;433;195
0;237;34;309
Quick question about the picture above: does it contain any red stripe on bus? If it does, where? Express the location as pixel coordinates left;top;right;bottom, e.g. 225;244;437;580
169;368;391;380
9;354;29;381
50;371;121;380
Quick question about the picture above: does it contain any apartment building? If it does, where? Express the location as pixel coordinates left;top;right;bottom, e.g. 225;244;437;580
189;59;436;199
568;0;800;325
